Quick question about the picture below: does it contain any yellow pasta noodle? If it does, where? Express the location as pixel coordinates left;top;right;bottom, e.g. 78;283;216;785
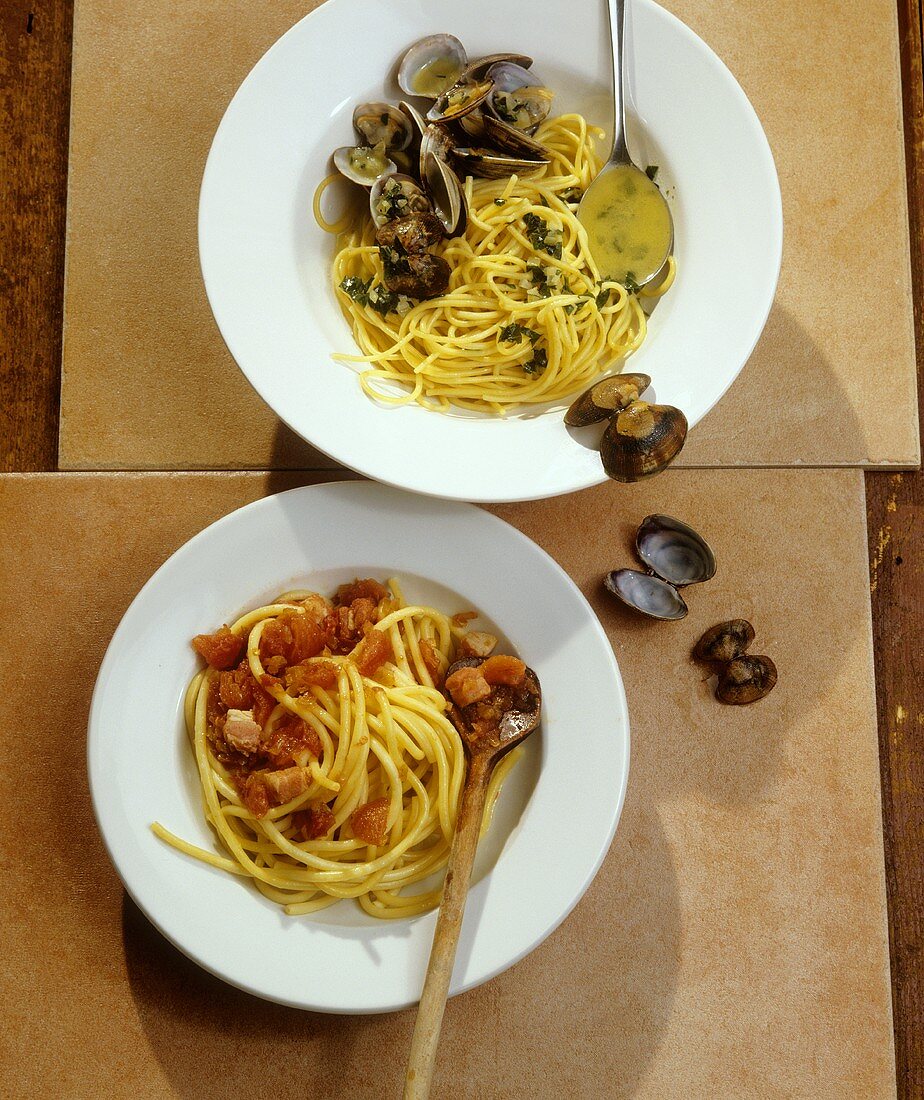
153;579;522;919
315;113;674;414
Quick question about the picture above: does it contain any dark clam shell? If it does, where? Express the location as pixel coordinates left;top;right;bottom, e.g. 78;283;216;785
715;655;777;704
564;373;652;427
599;402;687;483
636;514;716;587
693;619;754;663
603;568;688;621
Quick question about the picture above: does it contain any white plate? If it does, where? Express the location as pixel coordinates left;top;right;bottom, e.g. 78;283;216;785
88;482;629;1012
198;0;782;504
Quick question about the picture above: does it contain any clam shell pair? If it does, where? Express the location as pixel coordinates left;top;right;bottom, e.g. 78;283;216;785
565;373;688;483
693;620;778;704
604;515;716;621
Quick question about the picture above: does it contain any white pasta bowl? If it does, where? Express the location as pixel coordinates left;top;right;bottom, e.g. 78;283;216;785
88;481;629;1012
199;0;782;502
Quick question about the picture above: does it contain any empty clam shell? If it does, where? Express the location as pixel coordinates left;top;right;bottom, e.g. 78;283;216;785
353;102;413;152
427;79;493;123
636;514;716;587
603;569;688;621
600;401;688;483
398;34;467;99
715;655;778;705
333;144;397;187
693;619;755;663
419;123;455;172
564;373;652;427
370;173;431;227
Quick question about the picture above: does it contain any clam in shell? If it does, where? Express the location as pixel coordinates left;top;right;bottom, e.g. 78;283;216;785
715;655;778;705
369;173;431;227
600;401;688;483
564;373;652;427
693;619;756;664
486;61;554;133
427;79;494;124
333;144;397;187
353;102;413;152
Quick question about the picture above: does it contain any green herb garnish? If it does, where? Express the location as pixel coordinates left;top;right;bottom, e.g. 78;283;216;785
623;272;641;295
494;197;507;206
645;164;660;182
366;283;399;316
560;186;583;204
523;348;548;376
340;276;371;305
500;322;541;345
523;213;563;259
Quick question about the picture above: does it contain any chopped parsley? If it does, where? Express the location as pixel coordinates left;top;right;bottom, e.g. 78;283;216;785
340;276;372;305
595;285;613;309
645;164;660;182
378;241;410;280
523;213;563;259
560;186;584;204
339;276;406;316
523;348;548;376
500;322;541;345
494;197;507;206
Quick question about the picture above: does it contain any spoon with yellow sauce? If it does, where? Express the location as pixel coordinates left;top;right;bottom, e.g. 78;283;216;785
579;0;673;289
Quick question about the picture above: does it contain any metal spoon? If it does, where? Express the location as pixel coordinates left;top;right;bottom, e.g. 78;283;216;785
578;0;674;290
404;659;542;1100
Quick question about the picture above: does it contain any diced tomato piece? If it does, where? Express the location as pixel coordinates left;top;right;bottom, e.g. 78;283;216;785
419;639;443;684
354;628;393;676
192;625;244;670
445;665;492;707
334;578;388;606
238;774;270;818
480;654;526;686
350;597;378;630
218;661;254;709
263;715;322;768
351;798;389;845
451;611;477;627
252;678;277;727
286;659;339;694
292;804;336;841
260;611;327;667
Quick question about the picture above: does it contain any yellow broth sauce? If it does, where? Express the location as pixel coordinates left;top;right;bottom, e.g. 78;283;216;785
580;164;672;286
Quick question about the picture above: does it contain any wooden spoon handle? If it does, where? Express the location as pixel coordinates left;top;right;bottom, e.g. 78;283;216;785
404;753;493;1100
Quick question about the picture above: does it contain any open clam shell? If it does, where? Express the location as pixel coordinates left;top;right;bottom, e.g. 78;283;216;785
564;373;652;427
422;149;467;235
333;144;397;187
369;173;431;227
603;569;688;621
636;514;716;587
398;100;429;139
398;34;467;98
600;402;688;483
353;102;413;152
486;61;554;132
427;79;494;123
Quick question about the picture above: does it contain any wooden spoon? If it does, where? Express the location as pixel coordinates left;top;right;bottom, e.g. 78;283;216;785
404;659;542;1100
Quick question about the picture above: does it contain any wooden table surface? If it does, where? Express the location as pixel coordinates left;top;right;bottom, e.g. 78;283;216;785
2;0;921;1095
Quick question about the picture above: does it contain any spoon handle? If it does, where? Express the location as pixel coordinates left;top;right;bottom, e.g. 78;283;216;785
404;752;493;1100
607;0;631;165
